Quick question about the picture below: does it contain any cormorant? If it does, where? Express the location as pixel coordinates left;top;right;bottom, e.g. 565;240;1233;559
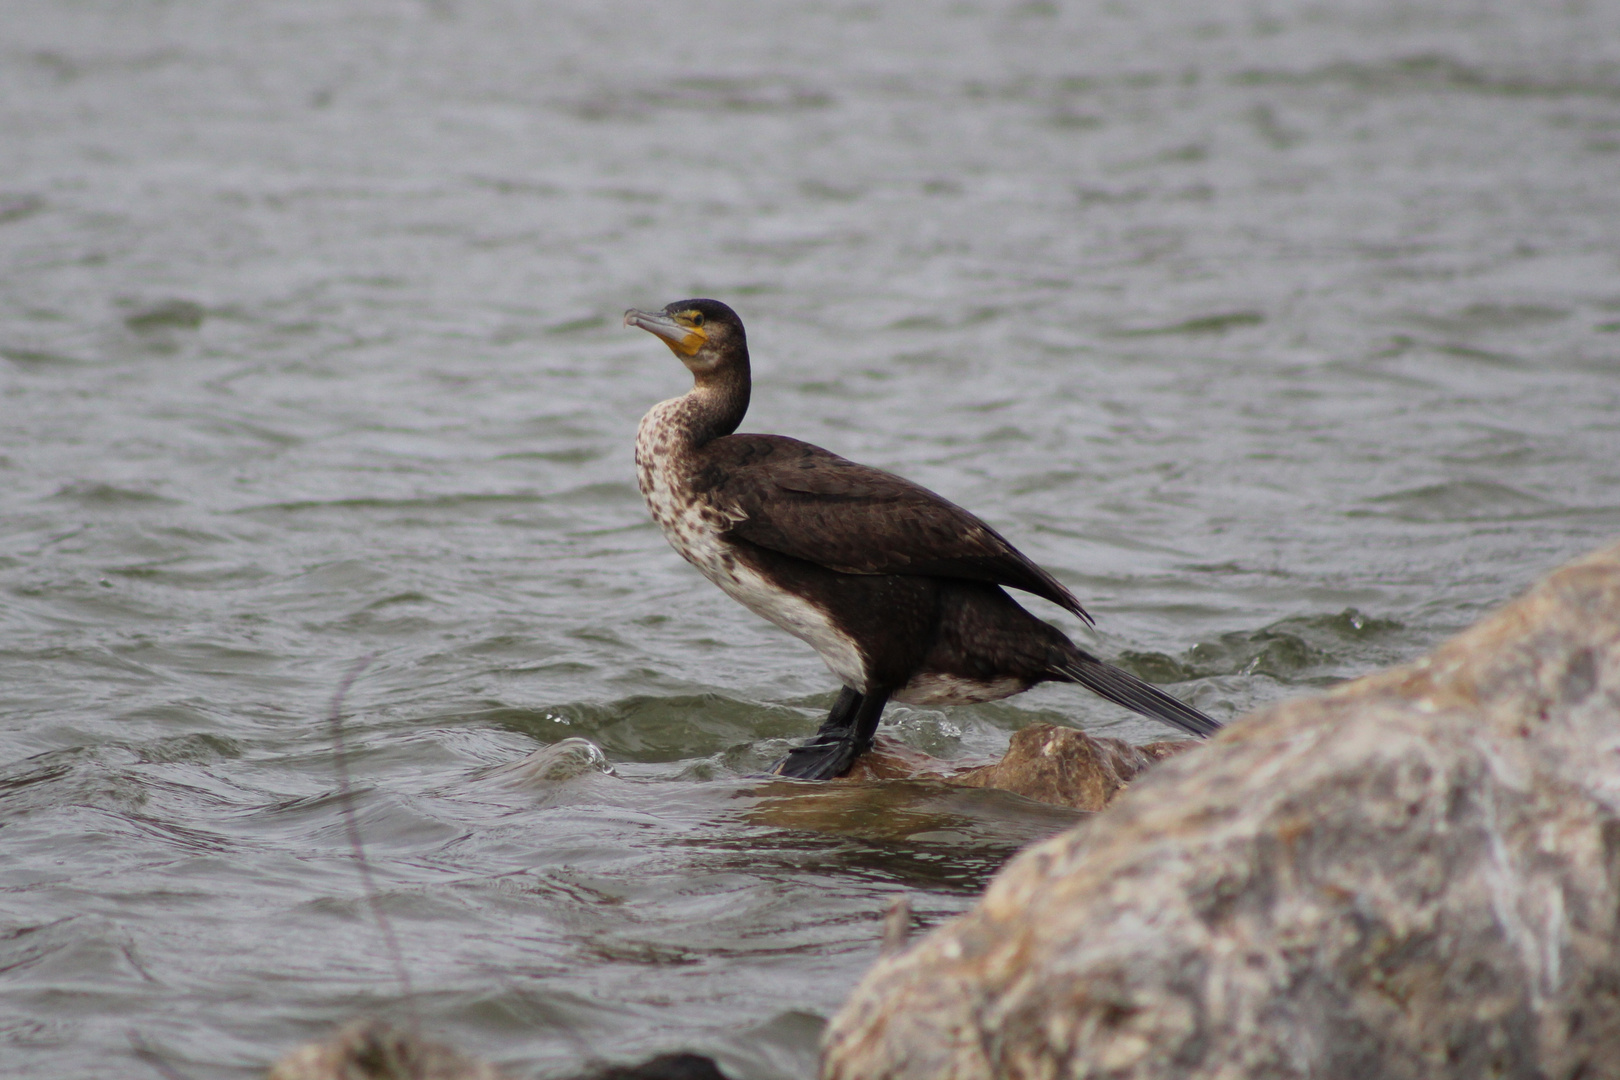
625;298;1219;780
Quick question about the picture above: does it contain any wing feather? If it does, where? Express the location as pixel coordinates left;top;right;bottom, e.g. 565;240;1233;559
689;435;1093;624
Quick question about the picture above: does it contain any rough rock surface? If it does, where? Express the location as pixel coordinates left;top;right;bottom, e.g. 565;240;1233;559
849;726;1194;812
823;540;1620;1080
949;726;1193;812
266;1021;727;1080
267;1020;509;1080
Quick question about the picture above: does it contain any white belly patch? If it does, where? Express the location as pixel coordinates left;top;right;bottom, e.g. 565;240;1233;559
713;560;868;690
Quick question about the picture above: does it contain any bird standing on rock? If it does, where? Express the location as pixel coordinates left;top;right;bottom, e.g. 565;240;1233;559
625;299;1219;779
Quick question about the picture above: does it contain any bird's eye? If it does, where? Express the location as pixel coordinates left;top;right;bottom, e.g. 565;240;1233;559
689;312;705;327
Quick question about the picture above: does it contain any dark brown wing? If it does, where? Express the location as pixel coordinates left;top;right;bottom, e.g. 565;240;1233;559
689;434;1093;625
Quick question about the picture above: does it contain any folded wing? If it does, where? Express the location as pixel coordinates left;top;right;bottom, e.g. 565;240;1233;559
689;435;1093;625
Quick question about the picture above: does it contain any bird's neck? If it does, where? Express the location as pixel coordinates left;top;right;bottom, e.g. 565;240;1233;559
677;361;750;448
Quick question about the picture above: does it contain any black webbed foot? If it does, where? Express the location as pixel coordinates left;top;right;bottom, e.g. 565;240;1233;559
770;686;889;780
771;732;872;780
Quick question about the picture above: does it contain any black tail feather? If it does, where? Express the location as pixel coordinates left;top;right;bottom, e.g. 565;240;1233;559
1055;654;1221;738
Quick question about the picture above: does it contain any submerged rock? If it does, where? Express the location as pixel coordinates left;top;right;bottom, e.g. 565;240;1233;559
583;1052;729;1079
267;1020;508;1080
267;1021;727;1080
849;725;1193;812
948;725;1192;812
824;540;1620;1080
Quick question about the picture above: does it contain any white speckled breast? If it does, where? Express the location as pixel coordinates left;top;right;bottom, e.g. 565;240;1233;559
636;396;868;691
635;397;734;576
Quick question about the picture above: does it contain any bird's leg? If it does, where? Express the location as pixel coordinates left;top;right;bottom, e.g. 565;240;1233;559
813;685;863;736
772;686;889;780
850;687;887;748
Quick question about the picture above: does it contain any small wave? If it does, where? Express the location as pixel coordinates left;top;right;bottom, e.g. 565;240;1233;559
567;76;835;121
235;492;548;516
1407;303;1571;333
50;482;179;507
460;693;822;764
123;299;205;332
1233;54;1620;99
485;738;614;785
1117;608;1406;682
1360;479;1561;523
1114;311;1264;336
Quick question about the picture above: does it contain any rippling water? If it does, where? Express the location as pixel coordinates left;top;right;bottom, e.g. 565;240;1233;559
4;1;1620;1076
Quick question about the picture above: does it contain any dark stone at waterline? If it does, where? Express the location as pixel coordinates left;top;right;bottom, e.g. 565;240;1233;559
267;1021;509;1080
266;1020;727;1080
823;540;1620;1080
585;1052;729;1080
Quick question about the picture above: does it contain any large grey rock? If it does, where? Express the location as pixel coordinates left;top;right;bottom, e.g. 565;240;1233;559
824;540;1620;1080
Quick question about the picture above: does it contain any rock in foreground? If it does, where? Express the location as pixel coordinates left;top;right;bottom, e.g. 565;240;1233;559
267;1021;509;1080
824;540;1620;1080
267;1020;726;1080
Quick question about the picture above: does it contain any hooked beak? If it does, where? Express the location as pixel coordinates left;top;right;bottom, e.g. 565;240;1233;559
624;308;706;358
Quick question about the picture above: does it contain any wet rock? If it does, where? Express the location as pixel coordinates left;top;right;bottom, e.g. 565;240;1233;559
267;1020;508;1080
824;540;1620;1080
747;773;1085;848
848;726;1192;812
267;1022;727;1080
949;726;1193;812
842;735;968;781
582;1052;729;1079
880;895;916;957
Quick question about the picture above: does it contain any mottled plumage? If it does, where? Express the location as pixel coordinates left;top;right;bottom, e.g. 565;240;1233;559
687;435;1094;625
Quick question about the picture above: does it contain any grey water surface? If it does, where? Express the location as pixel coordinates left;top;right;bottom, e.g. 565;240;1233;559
3;1;1620;1076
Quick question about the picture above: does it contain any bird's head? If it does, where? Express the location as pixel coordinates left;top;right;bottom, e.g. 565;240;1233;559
623;298;746;378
